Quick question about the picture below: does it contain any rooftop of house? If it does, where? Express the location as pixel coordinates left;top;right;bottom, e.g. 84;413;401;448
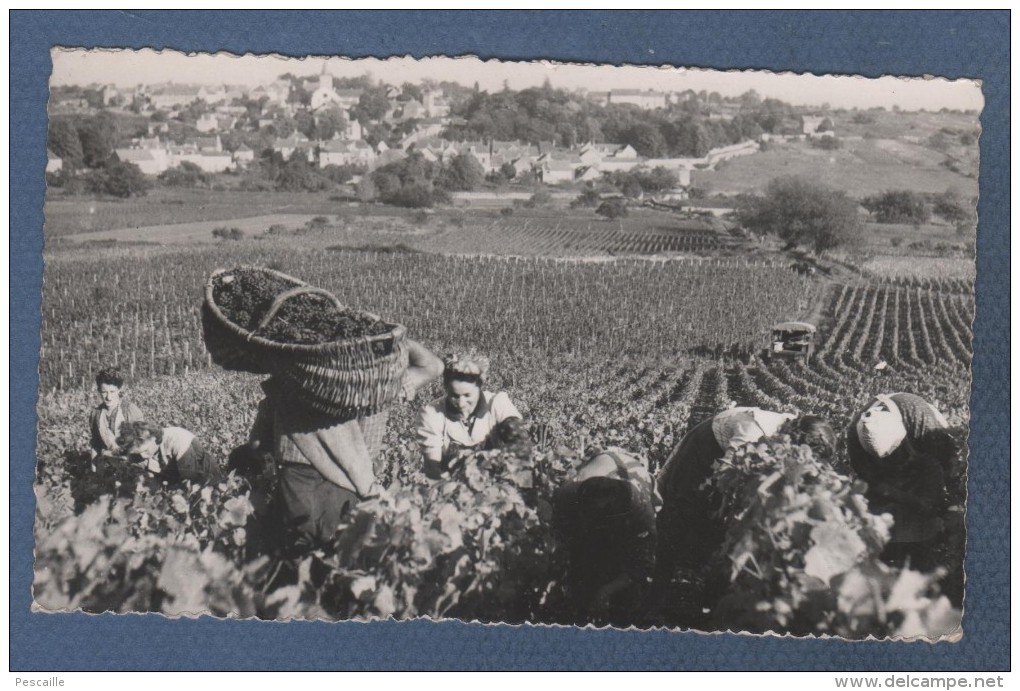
115;148;157;162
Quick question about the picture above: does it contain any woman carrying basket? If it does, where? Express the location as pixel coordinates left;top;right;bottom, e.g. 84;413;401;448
204;267;445;550
249;339;443;550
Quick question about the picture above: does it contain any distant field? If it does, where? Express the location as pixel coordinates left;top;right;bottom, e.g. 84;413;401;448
858;255;976;280
406;208;737;257
43;189;349;238
56;214;326;245
692;138;979;198
48;199;741;258
858;221;973;256
836;109;980;141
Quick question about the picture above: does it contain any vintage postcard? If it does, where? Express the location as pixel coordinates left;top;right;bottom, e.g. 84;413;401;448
33;48;980;641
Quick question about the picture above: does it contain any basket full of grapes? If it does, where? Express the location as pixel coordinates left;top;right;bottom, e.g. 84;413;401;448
201;266;408;418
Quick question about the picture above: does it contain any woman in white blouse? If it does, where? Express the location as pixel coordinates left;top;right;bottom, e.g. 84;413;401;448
416;355;523;479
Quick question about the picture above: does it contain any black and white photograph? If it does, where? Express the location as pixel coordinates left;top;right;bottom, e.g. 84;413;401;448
33;48;979;641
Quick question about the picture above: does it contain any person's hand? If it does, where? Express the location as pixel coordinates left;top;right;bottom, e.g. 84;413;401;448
400;376;418;402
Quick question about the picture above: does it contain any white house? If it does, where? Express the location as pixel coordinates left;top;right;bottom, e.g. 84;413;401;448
185;136;223;154
132;136;163;150
508;155;537;177
115;148;168;176
595;144;643;173
196;113;218;133
577;144;605;166
319;139;375;167
171;152;233;173
46;149;63;173
341;118;363;141
423;90;450;118
232;144;255;166
273;134;310;159
576;165;601;182
334;89;363;110
540;156;581;184
149;85;201;110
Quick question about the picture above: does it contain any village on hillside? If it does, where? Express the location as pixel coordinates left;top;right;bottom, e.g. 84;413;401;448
46;67;853;200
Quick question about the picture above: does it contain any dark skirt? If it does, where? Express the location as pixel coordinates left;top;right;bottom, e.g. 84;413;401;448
276;463;359;550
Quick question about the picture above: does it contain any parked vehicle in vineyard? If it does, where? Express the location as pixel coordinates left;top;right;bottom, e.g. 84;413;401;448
766;321;816;362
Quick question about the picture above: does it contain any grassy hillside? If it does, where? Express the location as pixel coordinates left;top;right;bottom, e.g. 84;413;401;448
692;137;978;198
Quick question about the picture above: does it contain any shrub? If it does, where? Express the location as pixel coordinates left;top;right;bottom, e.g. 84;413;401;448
525;189;553;208
158;161;208;188
571;188;601;209
740;176;863;254
862;190;931;225
500;207;514;217
212;227;245;241
596;198;629;220
86;161;152;199
932;189;974;224
811;136;842;150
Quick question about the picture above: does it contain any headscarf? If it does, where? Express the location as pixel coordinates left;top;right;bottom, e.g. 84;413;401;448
443;353;490;385
855;394;908;458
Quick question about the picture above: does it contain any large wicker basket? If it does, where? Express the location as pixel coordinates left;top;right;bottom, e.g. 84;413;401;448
202;266;408;419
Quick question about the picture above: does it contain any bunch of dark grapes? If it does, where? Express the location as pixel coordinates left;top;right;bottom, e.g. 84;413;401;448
258;292;393;347
213;268;393;351
212;268;294;331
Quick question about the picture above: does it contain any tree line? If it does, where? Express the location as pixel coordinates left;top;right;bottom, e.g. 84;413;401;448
441;85;801;157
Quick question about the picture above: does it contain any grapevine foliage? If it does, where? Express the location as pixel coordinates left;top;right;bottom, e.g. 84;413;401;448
710;436;961;639
34;243;971;638
33;448;575;625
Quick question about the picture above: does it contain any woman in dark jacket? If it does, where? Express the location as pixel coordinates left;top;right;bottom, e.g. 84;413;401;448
846;393;959;575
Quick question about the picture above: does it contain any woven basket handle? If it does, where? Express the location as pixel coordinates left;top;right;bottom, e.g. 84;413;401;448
254;286;344;332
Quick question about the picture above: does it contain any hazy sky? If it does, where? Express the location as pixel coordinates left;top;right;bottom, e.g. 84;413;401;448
51;48;984;112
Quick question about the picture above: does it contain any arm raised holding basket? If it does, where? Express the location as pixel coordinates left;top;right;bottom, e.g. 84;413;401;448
203;266;441;549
